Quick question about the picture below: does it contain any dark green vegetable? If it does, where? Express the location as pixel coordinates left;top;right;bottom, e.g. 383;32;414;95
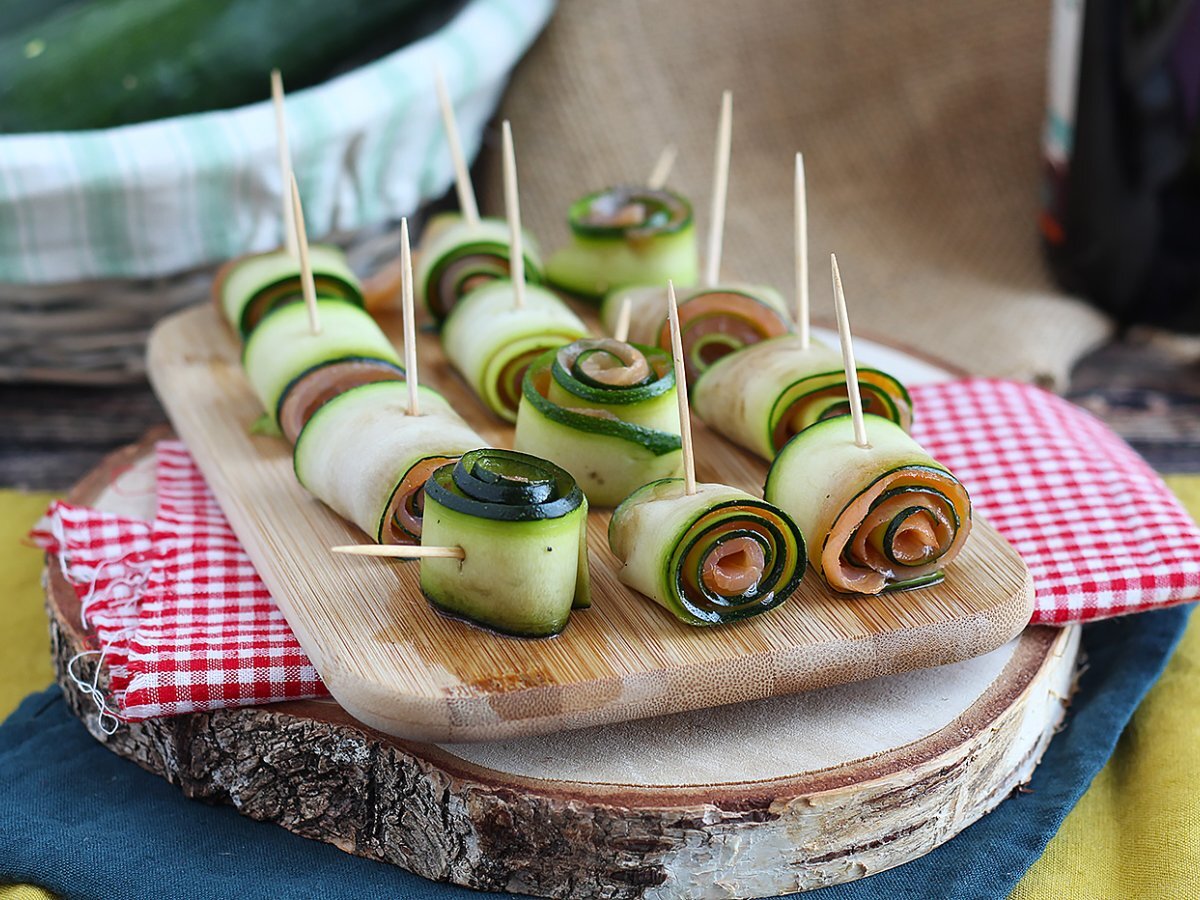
0;0;446;133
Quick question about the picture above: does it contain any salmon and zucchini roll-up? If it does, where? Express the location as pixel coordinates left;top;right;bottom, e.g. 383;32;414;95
514;338;683;506
215;245;363;339
599;282;792;386
608;479;806;626
442;281;589;423
293;381;485;545
242;299;405;442
765;417;971;595
692;336;913;461
545;186;699;301
421;449;590;637
414;213;544;324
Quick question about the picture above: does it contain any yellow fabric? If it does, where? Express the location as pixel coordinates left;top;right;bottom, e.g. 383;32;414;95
0;491;56;719
0;490;57;900
1011;474;1200;900
1;485;1198;900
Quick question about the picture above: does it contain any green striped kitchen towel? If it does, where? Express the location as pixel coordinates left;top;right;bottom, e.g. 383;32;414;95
0;0;553;285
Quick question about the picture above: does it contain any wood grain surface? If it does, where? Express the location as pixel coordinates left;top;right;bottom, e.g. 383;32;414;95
145;303;1034;742
46;435;1078;899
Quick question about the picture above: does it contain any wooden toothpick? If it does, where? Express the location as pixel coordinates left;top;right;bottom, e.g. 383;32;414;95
332;544;466;560
795;152;810;349
501;120;526;309
400;217;420;417
434;65;480;227
647;144;677;191
704;90;732;287
270;69;298;258
288;173;320;335
613;296;633;343
667;280;697;495
830;253;869;449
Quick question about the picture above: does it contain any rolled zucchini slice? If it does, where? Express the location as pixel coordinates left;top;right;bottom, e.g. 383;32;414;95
421;449;591;637
441;280;589;423
608;479;806;626
215;245;362;339
764;416;972;595
243;299;402;430
692;336;913;460
514;339;683;506
600;282;792;385
414;215;544;323
293;381;485;545
545;186;699;301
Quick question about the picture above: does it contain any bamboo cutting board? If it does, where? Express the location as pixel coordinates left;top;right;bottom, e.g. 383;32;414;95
146;303;1033;742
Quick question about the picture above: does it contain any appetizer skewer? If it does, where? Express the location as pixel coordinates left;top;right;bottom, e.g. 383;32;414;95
600;92;792;384
414;74;543;322
514;337;684;506
215;71;363;338
608;282;807;625
295;220;486;545
691;152;912;460
243;178;404;441
419;449;591;636
442;121;588;422
764;256;971;594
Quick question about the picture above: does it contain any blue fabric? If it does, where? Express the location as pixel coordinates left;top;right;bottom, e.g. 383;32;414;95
1;605;1191;900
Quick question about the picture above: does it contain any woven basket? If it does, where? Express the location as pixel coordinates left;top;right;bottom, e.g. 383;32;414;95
0;0;553;384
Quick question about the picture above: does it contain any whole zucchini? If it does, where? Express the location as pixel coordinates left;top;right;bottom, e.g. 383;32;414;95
0;0;440;133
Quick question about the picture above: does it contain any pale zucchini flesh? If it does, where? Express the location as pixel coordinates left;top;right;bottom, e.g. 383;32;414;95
609;479;806;626
764;416;971;594
414;216;544;321
242;299;401;426
292;381;483;543
219;244;361;338
441;280;588;422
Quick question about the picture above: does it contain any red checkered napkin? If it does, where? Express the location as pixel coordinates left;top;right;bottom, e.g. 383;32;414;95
30;380;1200;723
910;379;1200;624
32;442;328;724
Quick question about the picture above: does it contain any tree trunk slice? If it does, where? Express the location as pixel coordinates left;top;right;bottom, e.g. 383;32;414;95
45;434;1079;898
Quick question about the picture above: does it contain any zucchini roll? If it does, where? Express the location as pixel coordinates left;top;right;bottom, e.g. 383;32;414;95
414;214;544;323
442;281;589;423
294;381;485;545
608;479;806;626
215;245;362;339
764;417;972;594
545;186;699;301
421;449;590;637
514;338;683;506
692;336;913;461
600;283;792;385
243;299;402;434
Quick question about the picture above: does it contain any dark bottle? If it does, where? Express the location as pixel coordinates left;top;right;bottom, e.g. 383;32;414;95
1042;0;1200;330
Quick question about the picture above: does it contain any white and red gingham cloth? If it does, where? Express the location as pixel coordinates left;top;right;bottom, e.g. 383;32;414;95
31;379;1200;722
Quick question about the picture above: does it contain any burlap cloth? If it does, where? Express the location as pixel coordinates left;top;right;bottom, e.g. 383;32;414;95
481;0;1113;388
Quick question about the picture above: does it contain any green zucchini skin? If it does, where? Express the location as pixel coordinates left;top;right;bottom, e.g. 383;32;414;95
219;245;362;339
608;479;806;626
242;299;400;427
0;0;437;133
692;335;914;460
441;280;588;423
292;381;484;543
764;416;971;595
545;186;699;301
415;215;544;322
420;451;590;637
513;342;683;507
